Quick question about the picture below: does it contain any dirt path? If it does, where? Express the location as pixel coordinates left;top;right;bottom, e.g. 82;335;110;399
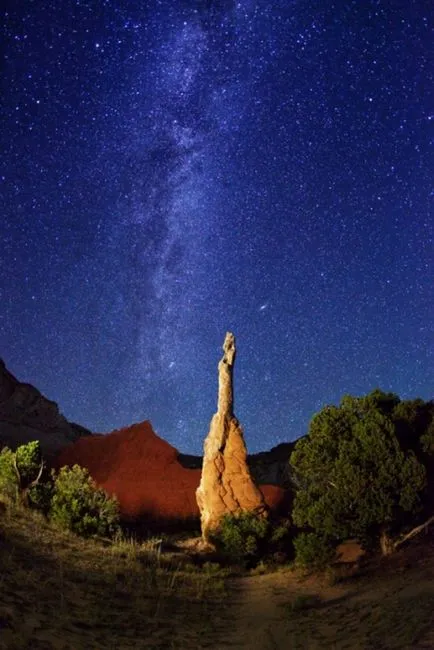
212;555;434;650
214;569;340;649
217;573;287;649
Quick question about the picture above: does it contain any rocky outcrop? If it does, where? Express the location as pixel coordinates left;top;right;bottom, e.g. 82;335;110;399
56;420;288;523
0;359;89;457
248;442;296;487
196;333;267;541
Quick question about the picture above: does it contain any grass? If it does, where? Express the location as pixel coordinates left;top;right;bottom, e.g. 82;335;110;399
0;503;229;649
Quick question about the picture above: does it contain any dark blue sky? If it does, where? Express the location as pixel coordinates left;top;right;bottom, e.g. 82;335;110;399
1;0;432;454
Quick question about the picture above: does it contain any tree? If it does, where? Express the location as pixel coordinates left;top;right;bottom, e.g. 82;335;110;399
290;390;427;557
50;465;120;537
0;441;45;506
14;441;45;506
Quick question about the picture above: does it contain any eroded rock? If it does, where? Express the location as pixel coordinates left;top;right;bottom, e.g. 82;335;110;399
196;333;267;541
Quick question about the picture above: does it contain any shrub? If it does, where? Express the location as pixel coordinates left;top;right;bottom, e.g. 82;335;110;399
293;532;337;571
213;511;269;561
0;447;18;502
50;465;120;537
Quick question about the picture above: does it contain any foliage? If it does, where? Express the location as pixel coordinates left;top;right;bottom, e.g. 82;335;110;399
28;480;54;513
213;511;269;561
293;532;337;570
392;398;434;454
15;441;43;485
290;390;427;554
50;465;120;538
0;447;18;502
270;518;292;544
0;442;45;505
420;416;434;456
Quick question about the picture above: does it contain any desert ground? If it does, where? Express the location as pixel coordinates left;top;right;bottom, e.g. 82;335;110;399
1;505;434;649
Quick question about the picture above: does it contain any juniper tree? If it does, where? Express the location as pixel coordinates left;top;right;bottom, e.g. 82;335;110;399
290;390;427;557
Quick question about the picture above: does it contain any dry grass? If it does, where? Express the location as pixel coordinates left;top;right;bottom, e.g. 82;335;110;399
0;504;228;649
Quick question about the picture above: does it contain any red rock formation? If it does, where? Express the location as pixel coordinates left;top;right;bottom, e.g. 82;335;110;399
55;420;287;523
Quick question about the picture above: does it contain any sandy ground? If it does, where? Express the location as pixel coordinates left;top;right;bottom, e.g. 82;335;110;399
213;550;434;650
213;570;340;649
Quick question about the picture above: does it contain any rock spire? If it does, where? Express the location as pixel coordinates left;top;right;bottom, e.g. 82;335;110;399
196;333;267;541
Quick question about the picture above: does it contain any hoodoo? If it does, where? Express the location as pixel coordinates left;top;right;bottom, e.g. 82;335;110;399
196;332;267;541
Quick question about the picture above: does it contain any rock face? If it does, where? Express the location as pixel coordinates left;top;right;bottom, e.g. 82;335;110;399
248;442;296;487
0;359;89;458
196;333;267;541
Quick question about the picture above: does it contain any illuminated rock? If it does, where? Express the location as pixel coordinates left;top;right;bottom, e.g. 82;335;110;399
196;332;267;541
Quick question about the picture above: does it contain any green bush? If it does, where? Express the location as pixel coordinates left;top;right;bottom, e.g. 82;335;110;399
213;511;269;561
0;447;18;502
50;465;120;537
293;532;337;570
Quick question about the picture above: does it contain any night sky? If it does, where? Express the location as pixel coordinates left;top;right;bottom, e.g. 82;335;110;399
1;1;432;454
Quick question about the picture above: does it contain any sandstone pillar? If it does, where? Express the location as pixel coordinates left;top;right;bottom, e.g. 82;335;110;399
196;332;267;542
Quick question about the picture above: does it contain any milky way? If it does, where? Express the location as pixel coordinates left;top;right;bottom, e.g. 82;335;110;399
1;1;432;453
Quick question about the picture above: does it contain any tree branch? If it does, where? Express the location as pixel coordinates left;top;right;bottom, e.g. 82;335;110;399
394;515;434;550
12;454;21;486
29;460;44;488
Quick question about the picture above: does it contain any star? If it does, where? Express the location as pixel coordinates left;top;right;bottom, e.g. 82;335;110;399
1;0;431;454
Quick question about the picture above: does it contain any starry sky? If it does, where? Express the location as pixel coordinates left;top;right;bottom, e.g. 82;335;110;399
1;0;432;454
